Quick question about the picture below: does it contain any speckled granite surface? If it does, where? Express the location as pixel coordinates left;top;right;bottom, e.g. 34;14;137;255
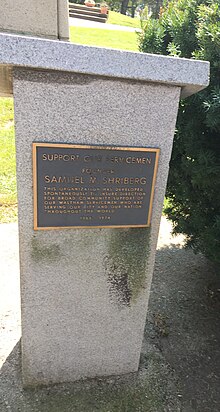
13;67;181;385
0;33;209;98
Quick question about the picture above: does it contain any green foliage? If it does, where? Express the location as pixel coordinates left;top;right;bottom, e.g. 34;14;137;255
139;0;220;263
108;0;122;12
139;18;165;53
144;0;163;19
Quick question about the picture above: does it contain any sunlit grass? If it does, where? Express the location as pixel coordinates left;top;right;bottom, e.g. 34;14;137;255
0;98;17;223
70;26;139;51
108;11;140;28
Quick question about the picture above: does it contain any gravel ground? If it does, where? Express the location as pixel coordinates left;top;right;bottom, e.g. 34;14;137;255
0;217;219;411
148;219;220;411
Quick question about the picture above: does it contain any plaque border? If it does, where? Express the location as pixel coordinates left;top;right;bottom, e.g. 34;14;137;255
33;143;160;230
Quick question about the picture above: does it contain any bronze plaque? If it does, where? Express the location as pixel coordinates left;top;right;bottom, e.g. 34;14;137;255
33;143;160;230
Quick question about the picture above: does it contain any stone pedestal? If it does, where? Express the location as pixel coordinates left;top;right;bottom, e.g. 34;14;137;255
0;33;209;386
0;0;69;97
0;0;69;40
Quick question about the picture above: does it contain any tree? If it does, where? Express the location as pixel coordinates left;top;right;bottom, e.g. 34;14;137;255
120;0;143;16
145;0;163;18
139;0;220;263
120;0;130;14
108;0;123;12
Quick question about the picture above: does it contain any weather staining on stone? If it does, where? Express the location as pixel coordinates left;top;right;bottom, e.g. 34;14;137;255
105;257;132;307
104;228;151;307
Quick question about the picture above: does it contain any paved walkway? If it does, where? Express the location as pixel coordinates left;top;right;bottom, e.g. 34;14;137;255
69;16;141;32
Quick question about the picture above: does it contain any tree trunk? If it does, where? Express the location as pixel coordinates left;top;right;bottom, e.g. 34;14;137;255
120;0;129;15
131;0;136;17
149;0;163;18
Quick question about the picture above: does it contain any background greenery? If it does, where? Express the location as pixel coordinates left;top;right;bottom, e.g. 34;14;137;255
139;0;220;263
69;0;160;18
108;10;140;27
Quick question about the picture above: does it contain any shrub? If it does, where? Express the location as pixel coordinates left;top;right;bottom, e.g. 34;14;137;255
139;0;220;263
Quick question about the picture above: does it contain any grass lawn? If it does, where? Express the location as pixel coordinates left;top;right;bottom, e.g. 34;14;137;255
0;98;17;223
70;26;139;51
108;11;140;28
